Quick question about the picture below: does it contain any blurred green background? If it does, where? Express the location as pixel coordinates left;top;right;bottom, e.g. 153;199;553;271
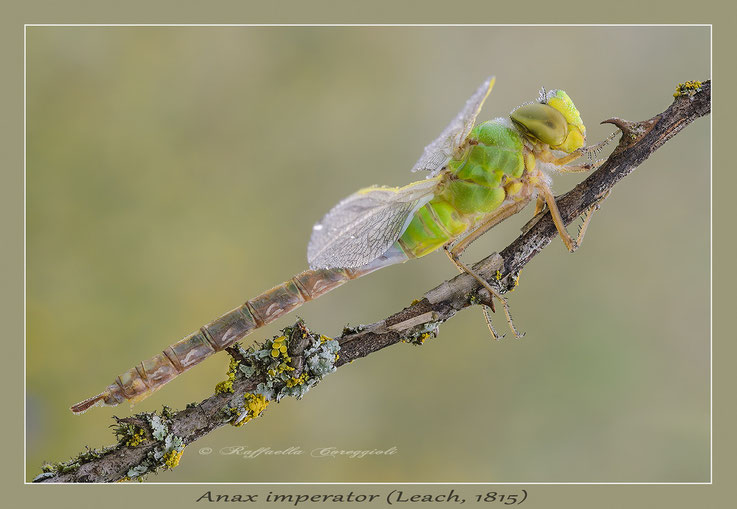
26;26;710;482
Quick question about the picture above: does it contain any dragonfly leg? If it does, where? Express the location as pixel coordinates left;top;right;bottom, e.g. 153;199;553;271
443;246;495;330
443;200;530;338
481;304;502;340
533;196;546;216
555;159;606;174
575;190;611;247
520;196;549;236
444;245;525;339
551;131;618;166
443;246;496;312
536;181;579;252
536;181;611;252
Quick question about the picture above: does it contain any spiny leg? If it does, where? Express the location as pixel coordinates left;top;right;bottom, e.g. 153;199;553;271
443;246;498;338
535;180;612;253
529;135;614;244
575;190;611;247
555;159;605;173
526;142;608;234
442;200;530;338
444;245;524;339
521;162;601;238
536;181;579;252
444;245;495;315
551;131;618;166
522;134;616;251
480;305;502;340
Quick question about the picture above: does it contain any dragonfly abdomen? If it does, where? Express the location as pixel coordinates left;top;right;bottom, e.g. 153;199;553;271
70;266;390;413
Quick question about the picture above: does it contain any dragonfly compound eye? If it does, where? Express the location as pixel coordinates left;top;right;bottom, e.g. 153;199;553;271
510;103;568;147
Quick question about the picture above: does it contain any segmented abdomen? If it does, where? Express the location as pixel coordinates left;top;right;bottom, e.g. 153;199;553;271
70;255;406;414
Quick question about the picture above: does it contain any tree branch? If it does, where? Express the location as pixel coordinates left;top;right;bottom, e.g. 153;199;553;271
35;80;710;483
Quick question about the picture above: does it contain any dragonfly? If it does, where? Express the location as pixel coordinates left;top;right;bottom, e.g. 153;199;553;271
71;76;613;414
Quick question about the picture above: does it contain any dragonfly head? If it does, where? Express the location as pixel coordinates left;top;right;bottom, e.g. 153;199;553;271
510;89;586;153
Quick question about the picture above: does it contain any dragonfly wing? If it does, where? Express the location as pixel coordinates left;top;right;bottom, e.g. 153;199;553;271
411;76;495;177
307;178;439;269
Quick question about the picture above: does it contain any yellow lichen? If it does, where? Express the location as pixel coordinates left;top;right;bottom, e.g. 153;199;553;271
494;270;502;281
674;80;703;97
163;448;185;469
286;372;309;388
267;335;293;368
276;361;294;373
125;427;146;447
417;333;432;344
231;393;271;426
511;271;522;290
214;357;240;394
214;380;233;394
243;393;270;423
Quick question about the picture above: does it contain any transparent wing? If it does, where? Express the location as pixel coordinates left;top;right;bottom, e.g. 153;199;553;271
411;76;495;177
307;178;439;269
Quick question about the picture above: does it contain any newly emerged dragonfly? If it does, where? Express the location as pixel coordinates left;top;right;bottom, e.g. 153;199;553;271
71;76;612;413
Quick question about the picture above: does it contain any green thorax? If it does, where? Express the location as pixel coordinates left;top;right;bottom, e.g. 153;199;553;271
398;119;525;258
442;119;525;215
398;89;587;260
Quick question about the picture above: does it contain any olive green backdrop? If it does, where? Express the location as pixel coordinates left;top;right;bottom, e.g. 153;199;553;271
26;26;710;482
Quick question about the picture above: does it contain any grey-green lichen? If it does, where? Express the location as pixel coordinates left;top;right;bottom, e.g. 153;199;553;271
39;460;79;475
400;321;441;346
161;405;175;420
114;420;147;447
119;409;186;481
220;320;340;427
33;444;119;482
342;323;366;335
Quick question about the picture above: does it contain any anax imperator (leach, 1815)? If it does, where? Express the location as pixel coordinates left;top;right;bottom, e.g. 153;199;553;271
71;76;613;413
